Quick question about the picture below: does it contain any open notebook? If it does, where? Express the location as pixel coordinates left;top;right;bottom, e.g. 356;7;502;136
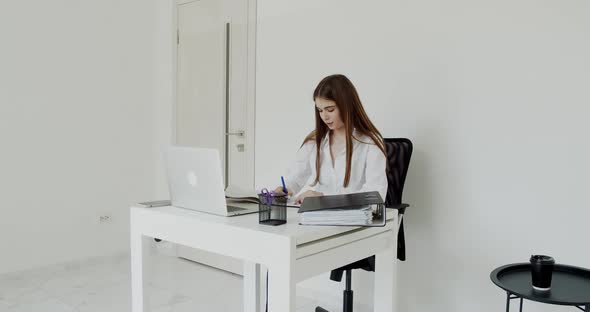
225;185;301;207
225;185;259;204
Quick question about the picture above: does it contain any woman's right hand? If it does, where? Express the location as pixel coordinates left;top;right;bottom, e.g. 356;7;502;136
273;186;293;197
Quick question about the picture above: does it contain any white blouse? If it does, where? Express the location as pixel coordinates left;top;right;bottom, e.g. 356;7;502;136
284;130;388;201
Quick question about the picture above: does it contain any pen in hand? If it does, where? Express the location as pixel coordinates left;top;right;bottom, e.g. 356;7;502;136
281;176;287;194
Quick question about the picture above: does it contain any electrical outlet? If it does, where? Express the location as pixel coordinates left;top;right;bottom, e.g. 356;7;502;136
99;215;112;223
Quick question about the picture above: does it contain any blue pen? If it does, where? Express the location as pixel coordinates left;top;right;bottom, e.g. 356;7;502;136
281;176;287;194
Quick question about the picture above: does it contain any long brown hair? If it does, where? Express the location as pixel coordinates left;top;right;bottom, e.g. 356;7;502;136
303;74;386;187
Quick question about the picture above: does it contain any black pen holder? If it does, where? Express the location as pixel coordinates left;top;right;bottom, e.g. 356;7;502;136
258;193;287;226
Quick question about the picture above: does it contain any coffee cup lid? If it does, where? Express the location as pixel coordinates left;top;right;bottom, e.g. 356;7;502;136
530;255;555;264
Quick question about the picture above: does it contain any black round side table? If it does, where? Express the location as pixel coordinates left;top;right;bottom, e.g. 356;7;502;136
490;263;590;312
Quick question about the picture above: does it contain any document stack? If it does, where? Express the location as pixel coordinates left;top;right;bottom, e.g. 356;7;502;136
300;205;374;225
298;191;386;227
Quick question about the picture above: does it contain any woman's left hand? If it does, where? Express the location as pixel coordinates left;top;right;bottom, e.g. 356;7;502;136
295;190;323;204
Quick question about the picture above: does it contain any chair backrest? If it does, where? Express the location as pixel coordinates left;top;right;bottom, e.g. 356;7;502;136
384;138;413;207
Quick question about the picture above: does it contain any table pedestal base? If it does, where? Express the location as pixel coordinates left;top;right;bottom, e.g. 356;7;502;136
505;292;589;312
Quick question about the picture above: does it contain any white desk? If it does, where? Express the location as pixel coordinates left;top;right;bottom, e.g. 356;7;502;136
130;206;399;312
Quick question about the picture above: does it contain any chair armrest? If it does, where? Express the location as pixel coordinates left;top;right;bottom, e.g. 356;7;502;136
386;203;410;215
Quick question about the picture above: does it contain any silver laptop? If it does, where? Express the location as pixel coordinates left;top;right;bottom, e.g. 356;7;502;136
164;146;259;216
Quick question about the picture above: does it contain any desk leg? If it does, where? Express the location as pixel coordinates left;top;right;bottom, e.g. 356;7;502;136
244;261;261;312
374;232;398;312
131;231;150;312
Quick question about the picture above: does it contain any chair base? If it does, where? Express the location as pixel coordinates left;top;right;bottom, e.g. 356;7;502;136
316;289;353;312
316;269;354;312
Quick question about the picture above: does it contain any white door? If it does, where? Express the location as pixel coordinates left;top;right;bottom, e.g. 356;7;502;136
176;0;254;190
175;0;256;276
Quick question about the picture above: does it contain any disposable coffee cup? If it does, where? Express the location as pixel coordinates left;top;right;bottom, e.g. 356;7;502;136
530;255;555;291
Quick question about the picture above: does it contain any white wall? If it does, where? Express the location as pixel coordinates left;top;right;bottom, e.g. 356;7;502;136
256;0;590;311
152;0;176;199
0;0;155;274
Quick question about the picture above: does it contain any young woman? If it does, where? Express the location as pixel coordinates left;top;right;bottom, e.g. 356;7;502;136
275;74;388;204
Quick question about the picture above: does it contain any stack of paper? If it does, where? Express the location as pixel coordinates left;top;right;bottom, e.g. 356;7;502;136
300;206;373;225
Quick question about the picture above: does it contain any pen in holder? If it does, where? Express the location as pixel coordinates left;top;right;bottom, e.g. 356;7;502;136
258;189;287;226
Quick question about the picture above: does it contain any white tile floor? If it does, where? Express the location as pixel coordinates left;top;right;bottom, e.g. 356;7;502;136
0;247;338;312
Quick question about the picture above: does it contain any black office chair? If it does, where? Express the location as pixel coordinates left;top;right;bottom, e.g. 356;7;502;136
316;138;413;312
